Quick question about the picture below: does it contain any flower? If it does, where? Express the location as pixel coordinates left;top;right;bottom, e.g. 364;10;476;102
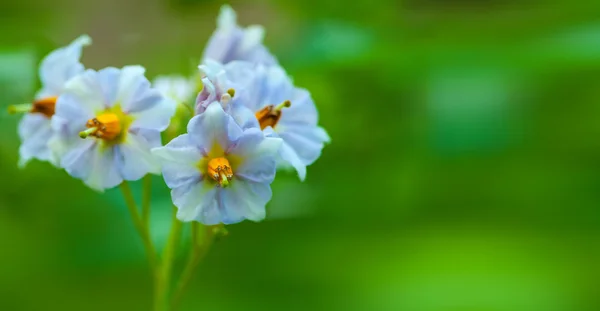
9;35;91;167
196;60;330;181
195;60;259;129
50;66;176;191
153;75;196;105
202;5;277;66
152;102;282;225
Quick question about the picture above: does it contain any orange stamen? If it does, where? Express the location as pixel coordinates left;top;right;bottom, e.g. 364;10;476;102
83;113;122;140
254;100;291;130
31;96;57;118
207;157;233;187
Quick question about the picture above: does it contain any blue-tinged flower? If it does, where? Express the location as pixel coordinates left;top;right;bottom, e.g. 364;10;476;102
152;102;282;225
9;35;91;167
196;60;330;181
202;5;277;66
195;59;259;130
50;66;176;191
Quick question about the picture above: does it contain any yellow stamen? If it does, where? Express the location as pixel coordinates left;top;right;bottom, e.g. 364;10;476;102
81;113;122;140
207;157;233;187
254;100;292;130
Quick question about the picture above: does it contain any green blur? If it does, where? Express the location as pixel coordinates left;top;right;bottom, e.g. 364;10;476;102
1;0;600;310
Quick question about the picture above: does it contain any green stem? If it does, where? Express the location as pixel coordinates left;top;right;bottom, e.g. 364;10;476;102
170;223;215;311
142;175;152;225
154;206;183;311
119;181;157;271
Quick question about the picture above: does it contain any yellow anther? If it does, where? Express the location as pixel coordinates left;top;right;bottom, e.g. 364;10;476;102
80;113;122;140
207;157;233;187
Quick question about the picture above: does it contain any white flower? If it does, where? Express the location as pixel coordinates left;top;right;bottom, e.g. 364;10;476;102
153;75;196;105
202;5;277;66
10;35;91;167
51;66;176;191
153;102;282;225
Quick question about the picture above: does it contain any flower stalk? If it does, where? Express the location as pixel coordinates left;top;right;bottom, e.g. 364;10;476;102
120;181;157;271
154;206;183;311
170;223;216;311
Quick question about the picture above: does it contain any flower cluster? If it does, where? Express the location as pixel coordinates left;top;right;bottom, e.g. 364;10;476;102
9;5;329;225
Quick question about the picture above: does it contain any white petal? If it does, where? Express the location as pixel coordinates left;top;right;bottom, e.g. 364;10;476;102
241;64;291;112
187;102;242;151
172;180;221;224
279;140;307;181
134;128;163;148
195;76;217;114
240;25;265;53
115;65;147;110
17;114;53;166
115;132;161;181
217;4;237;31
129;96;176;132
153;75;195;103
220;180;271;223
61;69;108;114
61;140;122;191
228;128;281;183
279;125;328;164
96;67;121;106
38;35;91;96
54;93;93;134
152;134;203;189
199;59;225;79
279;88;319;125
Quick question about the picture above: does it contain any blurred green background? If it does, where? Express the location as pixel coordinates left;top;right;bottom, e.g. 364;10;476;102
2;0;600;310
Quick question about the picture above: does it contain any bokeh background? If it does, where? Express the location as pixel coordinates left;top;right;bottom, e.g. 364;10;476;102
2;0;600;310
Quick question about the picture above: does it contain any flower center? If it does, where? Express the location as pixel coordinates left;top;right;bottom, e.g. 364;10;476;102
80;113;122;141
255;100;291;130
207;157;233;187
7;96;57;118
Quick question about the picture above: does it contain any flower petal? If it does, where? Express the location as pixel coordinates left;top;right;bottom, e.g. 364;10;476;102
279;88;320;125
230;103;260;130
172;180;221;224
240;25;265;54
220;180;271;223
187;102;242;152
38;35;91;96
54;92;93;135
61;69;107;114
153;75;195;104
17;114;53;166
152;134;203;189
115;132;161;181
228;128;281;183
60;140;122;191
96;67;121;106
201;5;277;66
114;65;147;109
279;140;307;181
